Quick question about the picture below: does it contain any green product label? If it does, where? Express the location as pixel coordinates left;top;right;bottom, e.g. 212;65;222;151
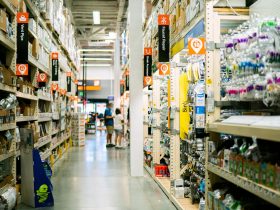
36;184;49;203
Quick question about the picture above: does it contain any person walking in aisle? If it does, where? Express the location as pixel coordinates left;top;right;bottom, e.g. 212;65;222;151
104;103;114;147
114;108;124;148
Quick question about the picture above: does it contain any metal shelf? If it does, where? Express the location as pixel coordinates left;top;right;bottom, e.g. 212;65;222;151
0;0;16;15
0;151;15;162
52;112;60;120
170;11;204;47
16;116;37;122
0;30;15;51
38;93;51;102
0;83;16;93
208;122;280;142
52;134;70;150
0;123;16;132
207;163;280;208
40;150;52;160
28;54;50;75
34;135;51;149
38;113;52;122
16;92;38;101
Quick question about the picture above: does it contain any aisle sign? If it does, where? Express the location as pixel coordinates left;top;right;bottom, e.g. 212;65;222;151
188;38;206;55
158;14;170;62
17;12;29;63
144;48;152;76
67;72;72;92
37;73;48;82
16;64;28;76
51;52;59;81
144;76;153;86
159;63;170;76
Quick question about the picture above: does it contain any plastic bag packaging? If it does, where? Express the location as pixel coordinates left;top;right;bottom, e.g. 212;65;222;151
0;186;17;210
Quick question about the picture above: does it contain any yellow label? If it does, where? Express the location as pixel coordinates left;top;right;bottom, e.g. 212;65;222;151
206;78;212;85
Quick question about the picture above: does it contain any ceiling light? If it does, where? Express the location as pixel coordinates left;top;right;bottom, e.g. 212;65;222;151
78;49;114;52
92;11;100;25
109;32;116;39
79;58;112;61
80;64;111;67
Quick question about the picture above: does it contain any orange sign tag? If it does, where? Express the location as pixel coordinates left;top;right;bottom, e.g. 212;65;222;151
158;14;170;26
17;13;29;23
67;72;72;77
144;76;153;86
37;73;47;82
188;38;206;55
52;52;59;60
52;83;59;91
144;48;152;56
16;64;29;76
159;63;170;75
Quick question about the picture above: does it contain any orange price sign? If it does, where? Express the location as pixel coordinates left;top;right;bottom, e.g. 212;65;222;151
144;76;153;86
158;63;170;75
16;64;29;76
188;38;206;55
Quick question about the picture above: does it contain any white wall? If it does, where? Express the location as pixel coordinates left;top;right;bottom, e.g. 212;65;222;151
79;66;114;80
86;80;114;99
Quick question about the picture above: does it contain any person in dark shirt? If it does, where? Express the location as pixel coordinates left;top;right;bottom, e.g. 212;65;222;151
104;103;114;147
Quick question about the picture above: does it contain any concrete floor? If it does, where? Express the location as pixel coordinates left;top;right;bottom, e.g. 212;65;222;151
18;132;177;210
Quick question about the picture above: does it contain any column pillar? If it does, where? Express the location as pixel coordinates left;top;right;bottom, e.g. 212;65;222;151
128;0;143;176
114;36;121;108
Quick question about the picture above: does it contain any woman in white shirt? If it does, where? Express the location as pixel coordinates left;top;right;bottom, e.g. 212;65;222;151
114;108;124;148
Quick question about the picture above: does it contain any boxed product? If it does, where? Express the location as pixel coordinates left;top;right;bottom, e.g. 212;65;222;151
0;9;7;32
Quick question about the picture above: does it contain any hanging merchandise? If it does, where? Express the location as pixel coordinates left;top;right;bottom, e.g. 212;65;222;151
158;14;170;62
179;72;190;140
16;12;29;76
51;52;59;81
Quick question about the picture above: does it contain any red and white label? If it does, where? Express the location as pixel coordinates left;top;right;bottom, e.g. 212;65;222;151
17;13;29;23
159;63;170;75
158;14;170;26
144;76;153;86
144;48;152;56
52;52;59;60
37;73;48;82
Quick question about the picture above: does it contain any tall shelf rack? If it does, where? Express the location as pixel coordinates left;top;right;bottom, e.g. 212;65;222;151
0;0;78;207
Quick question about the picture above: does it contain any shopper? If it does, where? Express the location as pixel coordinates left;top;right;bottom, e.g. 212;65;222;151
114;108;124;148
104;103;114;147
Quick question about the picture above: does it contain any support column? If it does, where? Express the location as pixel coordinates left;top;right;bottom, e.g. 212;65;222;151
129;0;143;176
114;36;121;108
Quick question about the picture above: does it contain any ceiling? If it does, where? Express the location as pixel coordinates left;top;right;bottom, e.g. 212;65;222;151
64;0;128;66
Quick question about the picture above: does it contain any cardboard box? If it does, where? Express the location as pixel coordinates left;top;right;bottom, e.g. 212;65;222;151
0;9;7;32
32;38;39;59
9;0;19;8
19;0;27;13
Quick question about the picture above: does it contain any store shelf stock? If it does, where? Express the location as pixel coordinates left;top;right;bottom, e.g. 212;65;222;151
0;123;16;132
207;163;280;208
0;151;15;162
0;30;15;51
34;135;51;149
16;116;37;122
208;122;280;142
0;0;16;15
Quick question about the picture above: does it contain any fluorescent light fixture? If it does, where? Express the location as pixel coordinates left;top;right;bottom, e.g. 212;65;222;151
109;32;116;39
79;58;112;61
78;49;114;52
80;64;111;67
92;11;100;25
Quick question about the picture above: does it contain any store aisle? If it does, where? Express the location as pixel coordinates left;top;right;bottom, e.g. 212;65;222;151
18;132;177;210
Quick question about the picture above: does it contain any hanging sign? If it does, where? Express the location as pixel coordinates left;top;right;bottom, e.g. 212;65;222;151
144;76;153;86
51;83;59;91
144;48;152;76
158;14;170;62
17;12;29;63
125;70;129;91
188;38;206;55
16;64;28;76
60;89;67;95
159;63;170;76
67;72;72;92
74;79;78;85
37;73;48;82
51;52;59;81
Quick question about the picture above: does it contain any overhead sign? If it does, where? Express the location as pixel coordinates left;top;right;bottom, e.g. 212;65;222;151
37;73;48;82
51;52;59;81
158;14;170;62
158;63;170;76
51;83;59;91
17;13;29;76
16;64;28;76
144;76;153;86
188;38;206;55
17;13;29;63
67;72;71;92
